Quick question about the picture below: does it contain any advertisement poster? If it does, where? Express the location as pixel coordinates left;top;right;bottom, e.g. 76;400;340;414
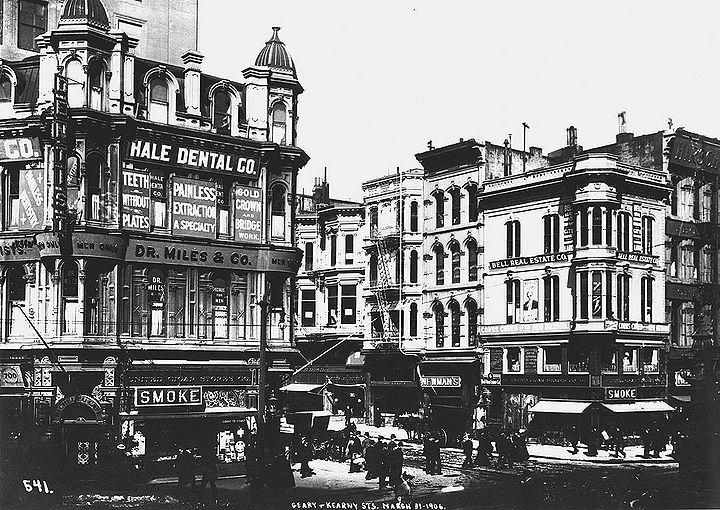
121;169;150;230
234;185;262;243
17;168;44;230
522;279;539;322
171;176;217;238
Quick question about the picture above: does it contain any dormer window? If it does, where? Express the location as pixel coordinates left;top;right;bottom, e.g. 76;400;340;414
213;90;231;135
66;59;85;108
18;0;47;51
271;102;287;145
149;76;169;123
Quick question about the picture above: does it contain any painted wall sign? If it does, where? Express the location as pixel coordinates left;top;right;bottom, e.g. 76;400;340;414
134;386;203;407
420;375;461;388
127;370;253;386
606;387;637;400
0;137;42;162
36;232;127;260
128;239;302;275
0;237;38;261
234;185;262;243
125;138;259;178
602;374;666;387
489;252;571;270
18;168;44;229
669;132;720;173
122;169;151;230
502;374;589;387
171;177;217;238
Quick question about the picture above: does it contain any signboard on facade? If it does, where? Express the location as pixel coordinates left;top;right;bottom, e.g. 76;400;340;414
602;374;666;387
128;239;302;275
0;137;42;162
36;232;126;260
234;185;262;243
420;376;461;388
0;365;25;387
128;369;253;386
171;177;217;238
0;237;38;261
125;138;259;178
669;132;720;174
605;387;637;400
17;167;44;230
134;386;203;407
616;251;659;265
122;169;151;230
489;252;571;270
502;374;589;387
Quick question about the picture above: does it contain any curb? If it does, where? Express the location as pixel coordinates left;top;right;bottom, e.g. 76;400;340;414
529;454;678;465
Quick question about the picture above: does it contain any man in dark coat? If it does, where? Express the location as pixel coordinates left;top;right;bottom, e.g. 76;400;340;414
377;438;390;489
364;439;378;480
346;433;363;473
496;430;513;468
388;441;404;487
462;433;474;468
430;434;443;474
474;431;492;466
422;434;433;474
568;425;579;454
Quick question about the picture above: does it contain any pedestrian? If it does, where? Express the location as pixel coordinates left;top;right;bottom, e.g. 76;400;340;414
642;425;652;459
394;471;413;503
613;426;626;459
462;433;474;468
474;431;492;466
244;436;257;485
175;448;196;497
651;421;663;458
365;439;378;480
345;405;352;427
496;430;513;468
389;440;404;487
374;406;383;428
197;451;218;506
377;437;389;489
299;436;315;477
423;434;433;474
512;429;530;462
431;434;443;474
346;433;363;473
568;425;579;455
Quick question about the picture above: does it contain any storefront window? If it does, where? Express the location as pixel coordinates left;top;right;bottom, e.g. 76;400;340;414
642;348;659;373
622;348;638;373
601;348;617;373
568;347;588;373
541;346;562;372
505;347;522;373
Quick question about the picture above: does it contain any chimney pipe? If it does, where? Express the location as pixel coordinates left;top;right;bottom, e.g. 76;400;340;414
618;111;627;134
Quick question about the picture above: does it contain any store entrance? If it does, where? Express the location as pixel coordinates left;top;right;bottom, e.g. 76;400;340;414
60;424;104;477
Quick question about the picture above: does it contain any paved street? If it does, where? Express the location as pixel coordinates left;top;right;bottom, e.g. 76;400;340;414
15;444;716;510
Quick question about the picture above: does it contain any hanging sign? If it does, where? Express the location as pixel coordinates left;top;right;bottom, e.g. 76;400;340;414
18;168;44;229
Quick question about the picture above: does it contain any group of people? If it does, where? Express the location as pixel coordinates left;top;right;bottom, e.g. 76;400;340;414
566;420;673;459
175;448;219;505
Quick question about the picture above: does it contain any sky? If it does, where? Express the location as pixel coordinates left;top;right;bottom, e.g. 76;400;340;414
198;1;720;202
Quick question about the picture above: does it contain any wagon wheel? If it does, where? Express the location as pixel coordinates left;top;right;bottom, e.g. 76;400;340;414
438;428;448;448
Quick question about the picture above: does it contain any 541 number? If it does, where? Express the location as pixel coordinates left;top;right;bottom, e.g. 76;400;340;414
22;479;53;494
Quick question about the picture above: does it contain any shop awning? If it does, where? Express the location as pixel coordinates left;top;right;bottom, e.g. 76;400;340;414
603;401;675;413
119;408;257;420
529;400;592;414
420;358;480;365
346;351;365;367
279;383;325;393
670;395;691;403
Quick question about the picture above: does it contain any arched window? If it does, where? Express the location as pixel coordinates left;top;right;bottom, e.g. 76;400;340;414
88;59;105;111
434;301;445;347
466;298;478;346
271;102;287;145
86;154;102;221
7;265;27;336
467;238;478;281
410;201;419;232
449;300;460;346
213;90;232;134
435;192;444;228
410;250;418;283
304;242;314;271
271;185;287;241
434;245;445;285
66;60;85;108
450;241;461;283
0;74;12;103
149;76;169;123
467;184;478;222
62;261;79;334
450;188;461;225
410;302;418;338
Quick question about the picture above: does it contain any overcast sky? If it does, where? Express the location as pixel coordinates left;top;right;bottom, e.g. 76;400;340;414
198;1;720;202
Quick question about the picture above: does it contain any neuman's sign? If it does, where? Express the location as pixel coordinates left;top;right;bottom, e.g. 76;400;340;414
125;138;259;178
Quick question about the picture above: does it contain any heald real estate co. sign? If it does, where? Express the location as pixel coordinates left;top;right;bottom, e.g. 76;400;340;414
125;138;259;178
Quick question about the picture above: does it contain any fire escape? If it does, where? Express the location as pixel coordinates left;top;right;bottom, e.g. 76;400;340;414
370;225;399;345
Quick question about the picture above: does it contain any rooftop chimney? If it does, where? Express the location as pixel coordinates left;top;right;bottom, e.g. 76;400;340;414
616;111;633;143
567;126;578;147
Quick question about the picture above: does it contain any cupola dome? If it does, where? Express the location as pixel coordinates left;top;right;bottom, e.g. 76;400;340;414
59;0;110;30
254;27;296;77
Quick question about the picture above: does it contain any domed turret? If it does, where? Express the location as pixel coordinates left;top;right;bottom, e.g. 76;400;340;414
254;27;296;77
59;0;110;30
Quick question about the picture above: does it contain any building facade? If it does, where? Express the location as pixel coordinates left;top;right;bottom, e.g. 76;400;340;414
361;169;424;423
292;177;366;416
481;150;671;440
0;0;307;480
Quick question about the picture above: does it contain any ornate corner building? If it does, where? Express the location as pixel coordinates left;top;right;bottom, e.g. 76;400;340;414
0;0;308;478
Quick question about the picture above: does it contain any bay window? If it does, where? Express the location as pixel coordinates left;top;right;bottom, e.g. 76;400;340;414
61;261;79;335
